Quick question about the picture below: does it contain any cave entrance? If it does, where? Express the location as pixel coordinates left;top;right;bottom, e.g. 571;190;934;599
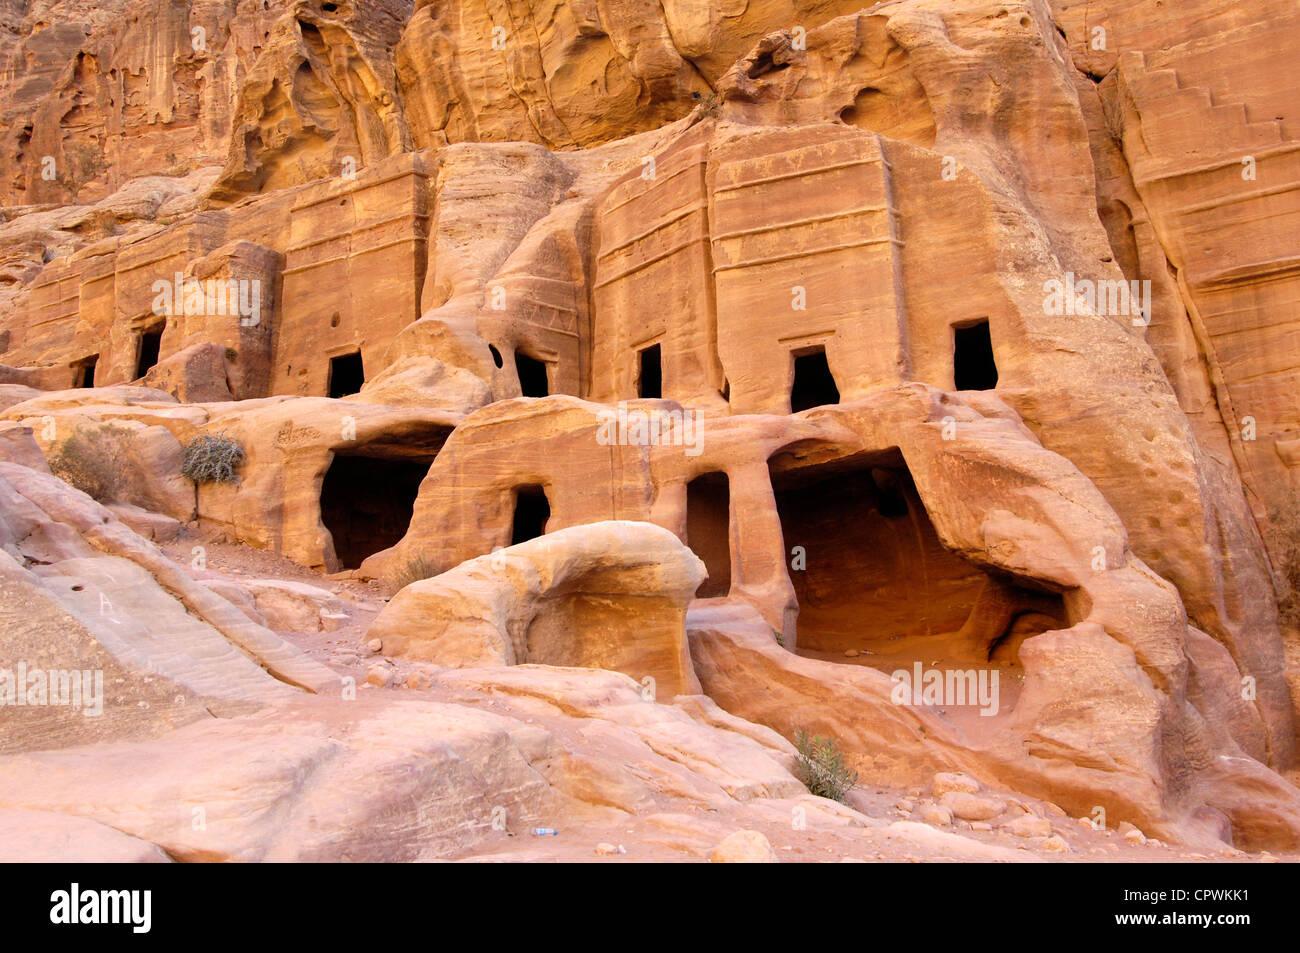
73;355;97;388
511;484;550;544
515;351;549;397
328;351;365;398
686;471;731;597
953;319;998;391
790;347;839;413
638;343;662;399
135;326;163;379
319;435;446;570
767;446;1065;711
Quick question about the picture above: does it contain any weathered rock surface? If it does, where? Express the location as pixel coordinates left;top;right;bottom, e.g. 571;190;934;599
369;521;705;699
0;0;1297;863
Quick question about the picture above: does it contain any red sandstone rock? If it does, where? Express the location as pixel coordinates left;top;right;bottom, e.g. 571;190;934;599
0;0;1296;864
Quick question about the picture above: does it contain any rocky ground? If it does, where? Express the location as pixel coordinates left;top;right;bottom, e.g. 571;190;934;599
1;0;1298;863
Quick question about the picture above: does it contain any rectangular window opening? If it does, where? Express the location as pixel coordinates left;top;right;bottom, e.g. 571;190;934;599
953;320;998;391
638;343;662;399
328;351;365;398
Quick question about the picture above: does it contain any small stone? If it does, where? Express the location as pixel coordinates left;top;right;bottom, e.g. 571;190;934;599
1042;835;1070;853
1260;852;1279;863
1123;829;1147;846
895;799;915;812
365;664;391;688
931;772;981;797
367;638;383;653
1002;814;1052;838
319;610;349;632
940;791;1005;821
595;842;625;855
921;805;953;827
710;830;779;863
970;821;993;832
843;649;860;657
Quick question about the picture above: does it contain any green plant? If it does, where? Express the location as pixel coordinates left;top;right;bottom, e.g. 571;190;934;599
48;424;135;503
388;554;436;593
793;730;858;802
181;432;245;485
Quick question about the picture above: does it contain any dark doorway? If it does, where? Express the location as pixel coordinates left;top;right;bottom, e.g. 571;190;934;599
511;484;550;544
135;327;163;379
638;343;662;399
686;472;731;597
769;452;986;653
328;351;365;398
489;344;504;368
320;454;432;569
73;355;97;389
790;347;839;412
953;320;998;391
515;351;549;397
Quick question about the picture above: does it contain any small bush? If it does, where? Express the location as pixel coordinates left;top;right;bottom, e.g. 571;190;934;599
181;432;245;485
48;424;135;503
793;730;858;803
388;554;435;593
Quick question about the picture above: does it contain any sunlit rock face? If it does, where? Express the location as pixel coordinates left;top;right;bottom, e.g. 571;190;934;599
0;0;1298;860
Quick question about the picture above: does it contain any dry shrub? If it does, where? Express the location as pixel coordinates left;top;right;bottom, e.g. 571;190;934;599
48;424;136;503
181;432;245;485
387;554;436;594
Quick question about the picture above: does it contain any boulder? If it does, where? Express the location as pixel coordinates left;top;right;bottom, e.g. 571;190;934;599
368;521;705;699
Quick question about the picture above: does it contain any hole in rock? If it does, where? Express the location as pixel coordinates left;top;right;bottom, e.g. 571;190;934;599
320;453;434;570
489;344;504;368
328;351;364;398
790;347;839;412
746;48;792;79
767;446;1066;713
953;319;998;391
686;472;731;598
135;326;163;379
515;351;549;397
511;485;550;545
638;343;662;399
73;355;97;388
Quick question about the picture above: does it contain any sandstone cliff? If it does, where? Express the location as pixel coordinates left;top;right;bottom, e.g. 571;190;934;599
0;0;1297;862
